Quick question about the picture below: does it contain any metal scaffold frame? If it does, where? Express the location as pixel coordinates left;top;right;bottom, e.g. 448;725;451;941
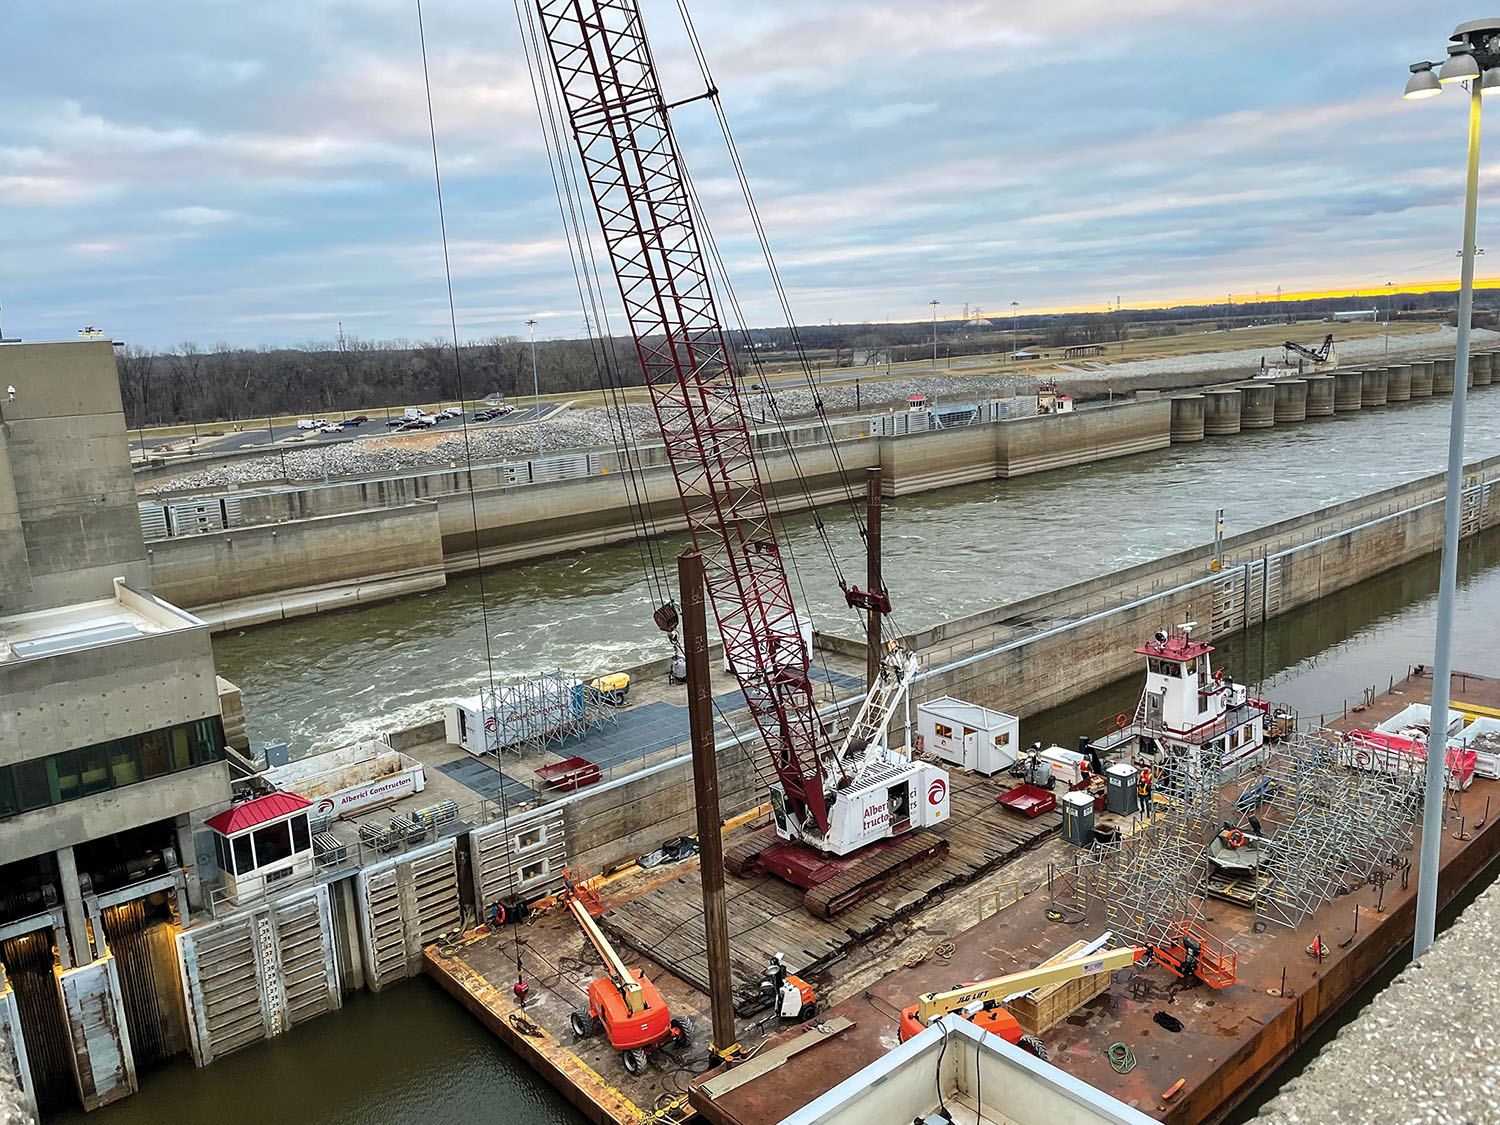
479;671;617;756
1232;731;1423;930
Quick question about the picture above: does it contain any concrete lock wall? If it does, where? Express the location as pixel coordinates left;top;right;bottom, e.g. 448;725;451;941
1203;389;1242;435
1170;395;1205;442
145;502;447;630
1272;380;1307;423
1361;368;1389;407
1304;374;1336;416
1387;365;1413;402
1474;351;1494;386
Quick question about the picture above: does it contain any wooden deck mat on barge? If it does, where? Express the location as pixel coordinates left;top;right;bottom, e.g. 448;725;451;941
602;771;1060;993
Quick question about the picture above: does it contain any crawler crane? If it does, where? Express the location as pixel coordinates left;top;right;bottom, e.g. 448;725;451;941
532;1;950;917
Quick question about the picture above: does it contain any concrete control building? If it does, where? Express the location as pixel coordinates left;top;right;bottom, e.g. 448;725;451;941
0;340;231;1115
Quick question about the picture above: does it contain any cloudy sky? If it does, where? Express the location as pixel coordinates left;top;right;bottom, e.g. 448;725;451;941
0;1;1493;349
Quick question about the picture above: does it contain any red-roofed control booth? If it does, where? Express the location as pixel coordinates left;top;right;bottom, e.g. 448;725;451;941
206;791;314;904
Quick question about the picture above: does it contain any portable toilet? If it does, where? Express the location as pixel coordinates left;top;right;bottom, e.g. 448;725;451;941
1062;791;1095;847
915;697;1019;775
1105;762;1139;815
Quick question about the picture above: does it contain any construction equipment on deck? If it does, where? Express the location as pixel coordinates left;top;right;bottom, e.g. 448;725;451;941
735;953;817;1021
1282;334;1336;367
898;946;1147;1056
561;868;692;1073
531;0;949;917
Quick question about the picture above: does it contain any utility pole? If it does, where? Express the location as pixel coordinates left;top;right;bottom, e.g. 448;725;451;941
929;299;940;372
526;318;542;459
680;549;737;1061
865;468;884;690
1011;301;1019;368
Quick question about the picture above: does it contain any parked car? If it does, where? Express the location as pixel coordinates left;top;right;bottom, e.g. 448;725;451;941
296;418;320;430
439;407;463;419
385;417;406;427
318;423;344;435
473;408;498;421
342;415;368;427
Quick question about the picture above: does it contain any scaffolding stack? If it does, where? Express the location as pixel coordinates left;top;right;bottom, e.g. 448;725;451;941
1093;810;1213;948
1234;730;1423;930
479;671;617;755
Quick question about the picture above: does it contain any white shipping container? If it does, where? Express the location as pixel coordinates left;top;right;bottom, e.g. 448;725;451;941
724;616;814;677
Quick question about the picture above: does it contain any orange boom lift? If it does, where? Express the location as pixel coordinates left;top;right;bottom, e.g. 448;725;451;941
562;870;693;1074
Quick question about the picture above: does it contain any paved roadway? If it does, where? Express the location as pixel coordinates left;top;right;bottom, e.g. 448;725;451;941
130;404;549;455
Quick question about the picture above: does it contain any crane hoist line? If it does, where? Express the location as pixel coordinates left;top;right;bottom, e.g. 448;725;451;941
529;0;950;914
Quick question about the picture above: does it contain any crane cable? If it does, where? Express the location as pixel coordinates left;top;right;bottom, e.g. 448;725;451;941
413;0;526;987
662;0;914;644
669;1;876;547
512;0;679;627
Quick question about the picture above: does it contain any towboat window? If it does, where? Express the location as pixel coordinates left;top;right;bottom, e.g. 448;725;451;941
232;834;254;874
253;820;294;867
935;723;953;739
290;814;311;854
1148;659;1180;677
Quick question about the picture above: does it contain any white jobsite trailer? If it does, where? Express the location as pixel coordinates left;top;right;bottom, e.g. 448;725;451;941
916;697;1019;776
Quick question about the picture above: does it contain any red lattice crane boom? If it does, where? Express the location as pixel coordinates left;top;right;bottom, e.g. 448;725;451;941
533;0;834;833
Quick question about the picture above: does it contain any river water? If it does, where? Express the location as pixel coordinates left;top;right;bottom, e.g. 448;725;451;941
214;390;1500;754
77;525;1500;1125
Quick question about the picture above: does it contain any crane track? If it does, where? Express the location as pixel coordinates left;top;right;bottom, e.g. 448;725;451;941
804;832;948;919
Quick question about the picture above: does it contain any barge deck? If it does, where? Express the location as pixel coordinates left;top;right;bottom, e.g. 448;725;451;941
426;668;1500;1125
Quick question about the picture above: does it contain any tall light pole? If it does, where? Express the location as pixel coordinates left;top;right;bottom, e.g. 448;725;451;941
1402;18;1499;957
526;318;542;459
929;299;940;372
1385;280;1394;355
1011;300;1019;368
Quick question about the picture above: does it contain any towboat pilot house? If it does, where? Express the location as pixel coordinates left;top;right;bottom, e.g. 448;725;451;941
1096;624;1279;779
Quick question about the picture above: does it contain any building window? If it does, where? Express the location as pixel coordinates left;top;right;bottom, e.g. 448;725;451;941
290;814;311;854
253;821;294;867
232;834;254;875
0;716;226;822
935;724;953;739
995;732;1011;747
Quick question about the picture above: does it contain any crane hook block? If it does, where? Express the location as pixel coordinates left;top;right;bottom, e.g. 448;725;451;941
844;586;892;614
653;602;680;633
